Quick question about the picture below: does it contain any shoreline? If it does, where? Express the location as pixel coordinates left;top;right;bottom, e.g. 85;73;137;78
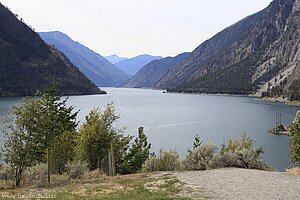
163;90;300;107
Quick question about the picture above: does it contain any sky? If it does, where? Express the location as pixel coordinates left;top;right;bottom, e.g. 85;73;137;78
1;0;273;58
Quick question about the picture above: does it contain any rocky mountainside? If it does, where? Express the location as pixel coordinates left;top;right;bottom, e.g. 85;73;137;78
0;3;103;97
105;54;128;64
121;53;190;88
155;0;300;101
115;54;162;75
39;31;130;87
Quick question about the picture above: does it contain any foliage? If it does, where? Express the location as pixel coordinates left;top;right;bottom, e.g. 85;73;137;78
184;141;217;170
142;156;161;172
211;133;270;170
192;134;202;149
142;150;182;172
51;131;77;175
118;127;151;174
24;163;48;187
34;88;78;183
114;134;133;174
1;98;45;186
0;166;14;182
290;115;300;166
2;88;79;186
66;162;88;179
219;133;263;155
76;103;123;170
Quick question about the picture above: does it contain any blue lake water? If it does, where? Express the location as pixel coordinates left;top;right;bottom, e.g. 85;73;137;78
0;87;299;171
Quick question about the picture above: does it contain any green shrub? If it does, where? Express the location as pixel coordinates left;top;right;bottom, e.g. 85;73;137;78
24;164;48;187
142;150;182;172
290;115;300;166
184;143;217;170
211;133;271;170
142;156;160;172
66;162;88;179
0;166;14;181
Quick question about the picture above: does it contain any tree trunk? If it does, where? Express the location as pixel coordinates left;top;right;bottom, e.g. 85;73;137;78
15;168;22;187
47;148;51;184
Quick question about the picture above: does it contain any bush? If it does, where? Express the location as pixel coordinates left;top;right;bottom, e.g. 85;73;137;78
184;143;217;170
290;115;300;166
142;156;160;172
82;169;104;180
66;162;88;179
24;164;48;187
142;150;182;172
211;133;271;170
0;166;14;181
210;149;271;170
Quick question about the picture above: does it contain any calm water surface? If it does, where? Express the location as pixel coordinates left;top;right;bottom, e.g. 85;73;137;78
0;88;299;171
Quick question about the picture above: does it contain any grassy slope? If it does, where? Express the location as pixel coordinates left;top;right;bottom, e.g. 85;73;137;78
0;173;191;200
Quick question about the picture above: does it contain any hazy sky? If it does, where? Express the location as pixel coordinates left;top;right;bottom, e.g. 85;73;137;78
1;0;273;57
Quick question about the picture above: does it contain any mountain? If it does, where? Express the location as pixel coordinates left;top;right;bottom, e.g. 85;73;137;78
105;54;128;64
115;55;163;75
0;3;102;97
39;32;130;87
155;0;300;101
122;53;190;88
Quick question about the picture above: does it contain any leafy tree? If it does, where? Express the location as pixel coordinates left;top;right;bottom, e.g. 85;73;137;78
290;115;300;166
220;133;263;155
5;88;78;184
76;103;122;170
51;131;76;175
2;98;44;186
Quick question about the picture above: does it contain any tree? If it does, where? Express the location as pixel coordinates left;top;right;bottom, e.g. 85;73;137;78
37;88;78;183
51;131;76;175
2;98;44;186
127;127;151;173
76;103;122;170
290;115;300;166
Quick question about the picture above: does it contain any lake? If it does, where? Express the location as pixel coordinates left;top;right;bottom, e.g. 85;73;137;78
0;87;299;171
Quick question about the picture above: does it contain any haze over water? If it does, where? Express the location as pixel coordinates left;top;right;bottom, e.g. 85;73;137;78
0;87;299;171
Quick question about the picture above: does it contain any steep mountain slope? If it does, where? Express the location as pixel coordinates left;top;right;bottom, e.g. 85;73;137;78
122;53;190;88
39;31;130;87
155;0;300;100
115;55;162;75
105;54;128;64
0;4;102;97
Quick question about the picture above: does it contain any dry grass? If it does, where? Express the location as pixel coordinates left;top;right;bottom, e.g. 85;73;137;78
287;167;300;176
0;172;191;200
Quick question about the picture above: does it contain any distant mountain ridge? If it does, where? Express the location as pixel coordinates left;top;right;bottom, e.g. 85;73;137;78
39;31;130;86
155;0;300;101
122;53;190;88
115;54;163;75
105;54;128;64
0;3;102;97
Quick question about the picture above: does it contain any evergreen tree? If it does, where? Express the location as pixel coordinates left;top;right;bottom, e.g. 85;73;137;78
37;88;78;183
117;127;151;174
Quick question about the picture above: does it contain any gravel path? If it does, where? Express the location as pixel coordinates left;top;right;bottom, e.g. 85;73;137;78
172;168;300;200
